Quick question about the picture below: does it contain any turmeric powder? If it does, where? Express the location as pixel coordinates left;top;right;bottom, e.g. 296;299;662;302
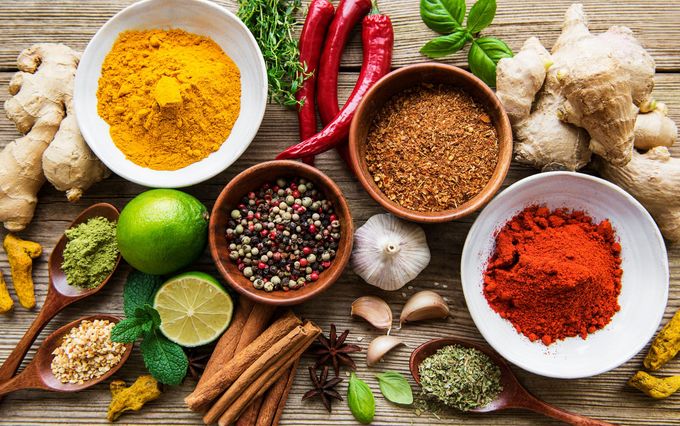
97;29;241;171
3;234;41;309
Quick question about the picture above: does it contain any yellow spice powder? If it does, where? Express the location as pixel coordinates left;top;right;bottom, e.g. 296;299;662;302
97;29;241;170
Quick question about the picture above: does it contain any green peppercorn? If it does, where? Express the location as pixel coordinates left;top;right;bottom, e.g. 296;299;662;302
271;276;281;286
243;267;253;278
253;279;264;289
264;281;274;292
231;210;241;219
235;224;244;234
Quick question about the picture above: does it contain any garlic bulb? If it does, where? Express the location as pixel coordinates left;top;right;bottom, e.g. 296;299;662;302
351;214;430;291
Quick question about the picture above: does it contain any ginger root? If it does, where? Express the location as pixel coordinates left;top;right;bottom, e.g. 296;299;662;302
595;147;680;242
0;270;13;314
634;102;678;151
1;43;109;232
3;234;41;309
107;375;161;422
629;371;680;399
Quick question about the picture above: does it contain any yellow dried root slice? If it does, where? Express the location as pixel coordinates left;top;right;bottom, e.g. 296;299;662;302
107;375;161;422
3;233;41;309
0;270;13;313
644;309;680;371
629;371;680;399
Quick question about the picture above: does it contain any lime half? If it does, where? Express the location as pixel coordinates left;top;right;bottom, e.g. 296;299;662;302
154;272;233;347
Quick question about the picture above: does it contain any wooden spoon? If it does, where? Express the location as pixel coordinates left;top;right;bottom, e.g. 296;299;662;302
410;338;613;426
0;314;132;396
0;203;121;385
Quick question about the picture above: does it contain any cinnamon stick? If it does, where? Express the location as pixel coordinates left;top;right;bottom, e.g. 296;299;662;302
215;323;320;426
204;321;318;424
256;359;299;426
198;298;254;389
235;396;263;426
185;311;302;411
234;304;276;353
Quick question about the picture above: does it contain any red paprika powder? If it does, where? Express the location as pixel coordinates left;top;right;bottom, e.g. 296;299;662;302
483;205;622;346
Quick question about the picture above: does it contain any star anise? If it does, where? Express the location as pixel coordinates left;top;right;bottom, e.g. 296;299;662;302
308;324;361;376
185;347;213;380
302;365;343;412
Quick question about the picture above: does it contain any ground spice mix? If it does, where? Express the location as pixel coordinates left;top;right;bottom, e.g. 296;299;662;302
483;206;623;346
365;84;498;212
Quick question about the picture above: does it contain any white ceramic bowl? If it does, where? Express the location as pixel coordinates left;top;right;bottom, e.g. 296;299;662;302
74;0;267;188
461;172;668;379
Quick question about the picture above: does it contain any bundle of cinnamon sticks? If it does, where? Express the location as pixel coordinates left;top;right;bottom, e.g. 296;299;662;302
186;299;320;425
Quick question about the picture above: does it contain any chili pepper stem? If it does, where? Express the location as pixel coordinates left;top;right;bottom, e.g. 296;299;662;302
370;0;380;15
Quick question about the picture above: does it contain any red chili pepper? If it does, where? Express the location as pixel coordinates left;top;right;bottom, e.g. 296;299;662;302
295;0;335;165
276;7;394;160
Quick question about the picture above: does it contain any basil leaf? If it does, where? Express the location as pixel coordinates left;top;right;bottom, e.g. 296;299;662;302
348;372;375;424
376;371;413;405
140;330;188;386
420;30;469;58
468;37;513;88
420;0;466;34
110;316;147;343
123;270;164;317
467;0;497;34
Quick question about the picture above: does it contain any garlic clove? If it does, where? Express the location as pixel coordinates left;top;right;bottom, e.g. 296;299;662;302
351;296;392;332
399;290;450;327
366;335;404;367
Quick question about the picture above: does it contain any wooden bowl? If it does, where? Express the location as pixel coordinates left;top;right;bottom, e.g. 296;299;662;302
209;160;354;306
348;63;513;223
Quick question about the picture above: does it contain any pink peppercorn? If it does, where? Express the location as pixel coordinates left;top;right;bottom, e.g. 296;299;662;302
310;272;319;281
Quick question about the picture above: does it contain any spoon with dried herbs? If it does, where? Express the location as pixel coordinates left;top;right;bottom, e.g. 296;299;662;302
409;338;613;426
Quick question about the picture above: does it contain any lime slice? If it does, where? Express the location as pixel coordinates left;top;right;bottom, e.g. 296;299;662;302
154;272;233;347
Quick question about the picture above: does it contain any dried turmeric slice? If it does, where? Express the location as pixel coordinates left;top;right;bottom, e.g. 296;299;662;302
3;234;41;309
629;371;680;399
107;375;161;422
644;310;680;371
0;270;13;313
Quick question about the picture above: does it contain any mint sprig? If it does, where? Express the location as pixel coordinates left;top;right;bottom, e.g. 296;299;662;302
111;271;188;385
420;0;513;87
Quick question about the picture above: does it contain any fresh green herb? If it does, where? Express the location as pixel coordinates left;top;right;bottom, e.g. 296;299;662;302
237;0;308;107
376;371;413;405
419;0;513;87
110;271;188;385
418;344;502;412
347;372;375;424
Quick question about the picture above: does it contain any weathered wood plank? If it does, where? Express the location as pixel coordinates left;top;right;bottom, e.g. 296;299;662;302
0;38;679;426
0;0;679;72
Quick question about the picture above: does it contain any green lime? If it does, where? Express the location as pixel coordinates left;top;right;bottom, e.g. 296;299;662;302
117;189;208;275
153;271;233;347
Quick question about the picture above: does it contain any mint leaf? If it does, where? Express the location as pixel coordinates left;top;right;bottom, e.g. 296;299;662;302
347;372;375;424
467;0;496;34
110;317;147;343
376;372;413;405
468;37;513;88
420;30;469;58
420;0;466;34
141;330;188;386
134;304;161;333
123;270;164;317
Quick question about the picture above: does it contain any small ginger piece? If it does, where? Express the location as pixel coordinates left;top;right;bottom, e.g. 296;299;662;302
642;310;680;371
3;234;41;309
634;102;678;151
595;146;680;242
107;375;161;422
0;270;13;314
629;371;680;399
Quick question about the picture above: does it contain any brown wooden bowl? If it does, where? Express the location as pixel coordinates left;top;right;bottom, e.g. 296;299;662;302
348;63;513;223
209;160;354;306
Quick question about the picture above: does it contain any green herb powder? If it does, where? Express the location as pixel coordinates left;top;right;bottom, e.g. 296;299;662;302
418;345;502;412
62;217;119;289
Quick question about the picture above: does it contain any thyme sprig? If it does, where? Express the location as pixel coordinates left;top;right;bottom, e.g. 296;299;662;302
237;0;309;107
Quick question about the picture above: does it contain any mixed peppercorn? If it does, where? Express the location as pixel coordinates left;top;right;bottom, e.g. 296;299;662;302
225;177;340;292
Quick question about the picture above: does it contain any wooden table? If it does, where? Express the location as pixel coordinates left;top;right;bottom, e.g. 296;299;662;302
0;1;678;424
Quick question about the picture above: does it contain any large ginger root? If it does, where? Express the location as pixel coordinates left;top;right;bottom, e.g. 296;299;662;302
0;43;109;232
107;375;161;422
3;234;42;309
496;4;657;170
595;147;680;242
0;270;13;314
634;102;678;151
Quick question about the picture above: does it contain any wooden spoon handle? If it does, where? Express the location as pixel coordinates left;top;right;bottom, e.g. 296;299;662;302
0;290;63;382
512;390;614;426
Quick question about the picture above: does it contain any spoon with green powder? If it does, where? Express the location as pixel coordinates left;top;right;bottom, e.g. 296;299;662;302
0;203;121;392
410;338;613;425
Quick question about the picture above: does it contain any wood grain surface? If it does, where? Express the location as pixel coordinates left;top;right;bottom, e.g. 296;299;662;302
0;1;679;425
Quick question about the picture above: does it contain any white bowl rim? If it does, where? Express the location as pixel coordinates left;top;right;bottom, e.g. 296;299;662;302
461;171;669;379
74;0;268;188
